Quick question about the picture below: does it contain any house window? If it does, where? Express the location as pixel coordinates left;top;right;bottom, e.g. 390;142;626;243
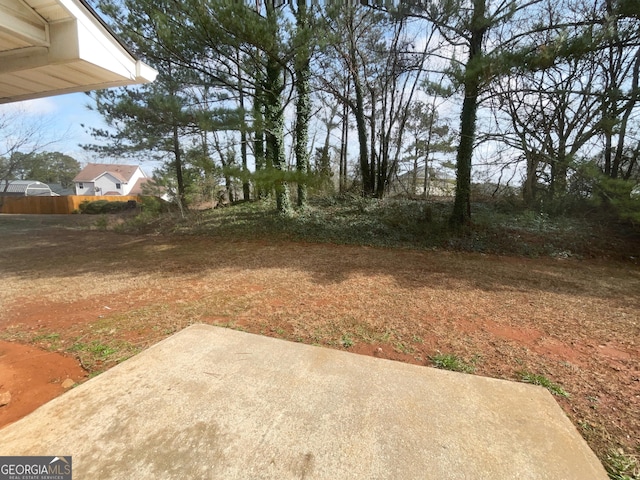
116;183;121;189
79;183;84;189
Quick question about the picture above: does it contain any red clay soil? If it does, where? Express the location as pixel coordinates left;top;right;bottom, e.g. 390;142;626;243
0;340;86;428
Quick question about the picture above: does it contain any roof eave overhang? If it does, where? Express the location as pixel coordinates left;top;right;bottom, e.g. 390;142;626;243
0;0;158;104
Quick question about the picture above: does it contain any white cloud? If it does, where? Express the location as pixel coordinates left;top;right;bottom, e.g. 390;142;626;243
0;97;58;116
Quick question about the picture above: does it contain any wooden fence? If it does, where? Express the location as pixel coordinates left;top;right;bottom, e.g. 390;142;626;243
0;195;141;215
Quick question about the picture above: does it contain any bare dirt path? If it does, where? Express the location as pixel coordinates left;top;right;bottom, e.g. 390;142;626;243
0;214;638;467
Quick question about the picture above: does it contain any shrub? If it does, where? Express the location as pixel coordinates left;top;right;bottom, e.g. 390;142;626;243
79;200;107;214
567;162;640;223
140;195;168;214
79;200;137;214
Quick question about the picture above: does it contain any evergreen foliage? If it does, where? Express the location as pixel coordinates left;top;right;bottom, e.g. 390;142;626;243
79;0;639;228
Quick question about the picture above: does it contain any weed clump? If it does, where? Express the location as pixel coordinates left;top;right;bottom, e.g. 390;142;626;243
605;448;639;480
517;371;569;397
429;353;475;373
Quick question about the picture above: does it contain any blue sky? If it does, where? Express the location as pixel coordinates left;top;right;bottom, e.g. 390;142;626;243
2;93;96;156
0;92;162;174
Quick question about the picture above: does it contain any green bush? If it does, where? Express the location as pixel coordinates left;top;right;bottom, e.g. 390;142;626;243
113;197;173;234
79;200;138;214
567;162;640;223
598;177;640;224
79;200;107;214
140;195;168;214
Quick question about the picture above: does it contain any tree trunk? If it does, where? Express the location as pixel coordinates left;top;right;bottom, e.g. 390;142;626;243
423;158;430;199
294;0;311;208
369;91;380;197
253;82;267;200
240;130;250;200
237;55;251;201
319;129;333;192
550;131;569;200
603;124;613;177
264;2;290;213
450;0;486;228
613;47;640;178
339;81;350;193
172;122;186;210
522;153;539;207
352;78;371;197
550;156;568;200
412;149;418;196
349;35;372;197
450;90;478;226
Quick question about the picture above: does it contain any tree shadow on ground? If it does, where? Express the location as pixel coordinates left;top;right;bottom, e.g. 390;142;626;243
1;215;638;304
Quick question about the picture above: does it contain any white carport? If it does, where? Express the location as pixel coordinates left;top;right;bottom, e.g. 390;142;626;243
0;0;157;104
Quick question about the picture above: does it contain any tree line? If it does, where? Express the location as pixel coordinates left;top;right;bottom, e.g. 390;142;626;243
85;0;640;226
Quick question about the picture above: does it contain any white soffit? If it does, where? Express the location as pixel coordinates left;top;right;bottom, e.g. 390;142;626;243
0;0;158;104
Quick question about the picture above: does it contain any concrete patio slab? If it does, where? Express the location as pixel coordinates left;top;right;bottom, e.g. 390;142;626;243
1;324;607;479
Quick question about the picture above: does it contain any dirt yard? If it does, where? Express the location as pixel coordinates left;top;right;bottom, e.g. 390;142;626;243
0;214;638;469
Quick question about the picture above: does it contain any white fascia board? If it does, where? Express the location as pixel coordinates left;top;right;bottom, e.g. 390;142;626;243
0;0;157;103
0;0;158;83
0;15;154;80
136;61;157;84
59;0;157;83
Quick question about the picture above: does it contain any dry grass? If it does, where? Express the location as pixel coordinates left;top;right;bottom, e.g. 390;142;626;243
0;213;638;476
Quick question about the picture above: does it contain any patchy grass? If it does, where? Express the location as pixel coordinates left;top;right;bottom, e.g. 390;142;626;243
31;332;62;350
69;339;141;371
429;353;476;373
339;334;354;349
605;449;640;480
517;371;569;398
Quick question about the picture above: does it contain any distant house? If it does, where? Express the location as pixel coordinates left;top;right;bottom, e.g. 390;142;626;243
392;167;456;197
0;180;56;197
73;163;147;196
